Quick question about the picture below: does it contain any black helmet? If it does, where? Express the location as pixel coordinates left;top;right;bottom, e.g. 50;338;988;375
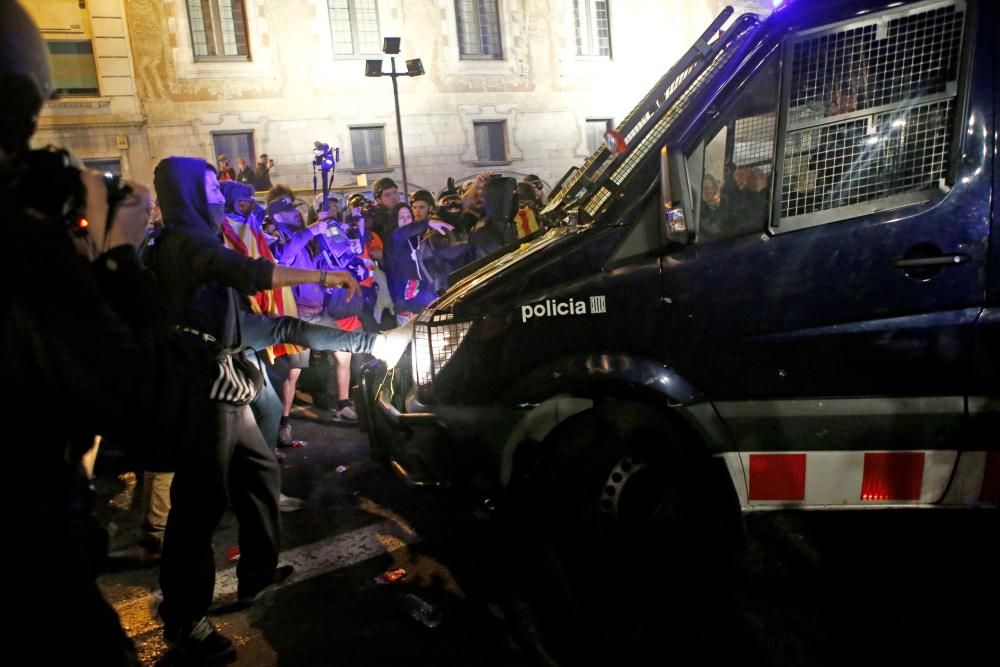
0;2;55;102
410;189;435;207
1;3;55;152
0;3;55;102
372;177;397;198
437;177;461;207
347;192;372;209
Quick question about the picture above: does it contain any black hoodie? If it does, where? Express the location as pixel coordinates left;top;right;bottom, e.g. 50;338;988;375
148;156;274;346
469;176;517;259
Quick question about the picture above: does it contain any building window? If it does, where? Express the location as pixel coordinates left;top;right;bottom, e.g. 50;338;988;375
585;118;613;152
47;41;99;97
350;126;386;169
474;121;507;163
328;0;381;57
455;0;502;60
212;131;256;172
186;0;250;60
574;0;611;57
83;158;123;176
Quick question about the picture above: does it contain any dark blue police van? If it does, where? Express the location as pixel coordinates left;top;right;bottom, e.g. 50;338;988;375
364;0;997;660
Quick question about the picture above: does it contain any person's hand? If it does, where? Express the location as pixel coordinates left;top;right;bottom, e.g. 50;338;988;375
324;271;359;301
311;220;328;237
80;170;151;257
370;247;383;262
428;220;454;235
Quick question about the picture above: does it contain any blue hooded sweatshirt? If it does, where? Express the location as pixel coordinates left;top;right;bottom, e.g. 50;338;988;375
220;180;265;227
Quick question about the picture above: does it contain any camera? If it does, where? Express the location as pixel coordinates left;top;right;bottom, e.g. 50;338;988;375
15;145;132;236
312;141;339;170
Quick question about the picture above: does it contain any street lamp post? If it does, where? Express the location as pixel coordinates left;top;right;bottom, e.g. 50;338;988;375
366;38;424;198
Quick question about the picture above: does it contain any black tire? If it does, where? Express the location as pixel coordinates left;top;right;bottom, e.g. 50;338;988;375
501;405;745;666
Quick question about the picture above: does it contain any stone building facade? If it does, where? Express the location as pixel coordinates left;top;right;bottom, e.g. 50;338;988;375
27;0;771;195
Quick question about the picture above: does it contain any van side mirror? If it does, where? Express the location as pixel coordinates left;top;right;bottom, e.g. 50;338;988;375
660;145;692;244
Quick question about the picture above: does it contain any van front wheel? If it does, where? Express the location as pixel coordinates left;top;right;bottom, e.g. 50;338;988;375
502;407;743;665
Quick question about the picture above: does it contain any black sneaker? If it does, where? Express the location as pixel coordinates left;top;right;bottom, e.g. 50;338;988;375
237;564;295;607
164;617;235;662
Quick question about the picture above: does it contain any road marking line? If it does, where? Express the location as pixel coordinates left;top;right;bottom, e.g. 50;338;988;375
110;519;418;631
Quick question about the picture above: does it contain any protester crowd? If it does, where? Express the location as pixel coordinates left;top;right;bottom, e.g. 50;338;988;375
3;6;555;662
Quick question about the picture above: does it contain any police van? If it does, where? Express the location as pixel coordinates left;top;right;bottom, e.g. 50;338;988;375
363;0;997;660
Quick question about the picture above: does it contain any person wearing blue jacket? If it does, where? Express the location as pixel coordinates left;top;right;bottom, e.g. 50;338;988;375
382;202;453;324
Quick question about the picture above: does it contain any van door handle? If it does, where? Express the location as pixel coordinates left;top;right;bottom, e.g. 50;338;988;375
891;246;970;281
890;254;970;268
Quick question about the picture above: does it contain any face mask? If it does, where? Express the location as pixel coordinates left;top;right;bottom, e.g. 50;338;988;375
207;203;227;232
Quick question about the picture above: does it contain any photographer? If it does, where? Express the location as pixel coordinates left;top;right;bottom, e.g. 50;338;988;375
2;5;155;664
336;201;384;330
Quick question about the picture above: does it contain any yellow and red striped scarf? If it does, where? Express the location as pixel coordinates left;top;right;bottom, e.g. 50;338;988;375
221;218;304;362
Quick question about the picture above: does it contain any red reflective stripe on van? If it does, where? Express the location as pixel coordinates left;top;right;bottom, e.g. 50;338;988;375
749;454;806;501
861;452;924;501
979;452;1000;502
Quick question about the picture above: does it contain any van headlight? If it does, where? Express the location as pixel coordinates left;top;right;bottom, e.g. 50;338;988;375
412;311;475;386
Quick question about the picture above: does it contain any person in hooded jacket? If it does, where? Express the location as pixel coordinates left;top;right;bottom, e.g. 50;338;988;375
383;202;453;324
410;189;473;295
221;179;265;228
145;156;411;661
469;175;518;259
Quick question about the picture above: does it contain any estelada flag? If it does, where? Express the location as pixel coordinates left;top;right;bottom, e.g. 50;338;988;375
222;217;305;362
514;207;539;238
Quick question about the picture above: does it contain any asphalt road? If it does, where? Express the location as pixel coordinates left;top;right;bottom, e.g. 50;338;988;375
92;398;999;666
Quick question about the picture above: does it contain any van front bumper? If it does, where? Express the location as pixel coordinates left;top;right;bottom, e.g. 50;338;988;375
360;361;458;487
360;361;522;491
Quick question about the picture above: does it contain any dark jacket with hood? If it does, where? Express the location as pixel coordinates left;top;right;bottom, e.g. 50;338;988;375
147;156;274;347
469;176;517;259
221;179;265;228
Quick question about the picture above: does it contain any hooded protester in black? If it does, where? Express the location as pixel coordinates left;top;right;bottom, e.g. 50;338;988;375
469;175;517;259
149;156;274;344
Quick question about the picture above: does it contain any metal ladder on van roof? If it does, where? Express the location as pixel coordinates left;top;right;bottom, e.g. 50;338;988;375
542;6;762;222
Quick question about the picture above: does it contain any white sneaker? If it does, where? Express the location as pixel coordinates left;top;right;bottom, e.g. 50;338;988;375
371;324;413;368
278;493;305;512
333;404;359;423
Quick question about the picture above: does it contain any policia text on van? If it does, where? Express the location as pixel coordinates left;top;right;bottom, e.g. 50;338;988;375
363;0;998;663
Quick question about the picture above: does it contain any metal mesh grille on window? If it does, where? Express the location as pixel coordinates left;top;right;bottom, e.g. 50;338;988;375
584;187;611;216
781;99;954;217
733;114;776;173
612;45;737;186
781;1;964;220
788;3;963;122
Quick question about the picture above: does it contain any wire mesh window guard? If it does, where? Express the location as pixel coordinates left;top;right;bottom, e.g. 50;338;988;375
779;0;965;226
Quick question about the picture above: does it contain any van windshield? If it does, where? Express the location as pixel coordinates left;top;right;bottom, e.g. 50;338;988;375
541;7;764;225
